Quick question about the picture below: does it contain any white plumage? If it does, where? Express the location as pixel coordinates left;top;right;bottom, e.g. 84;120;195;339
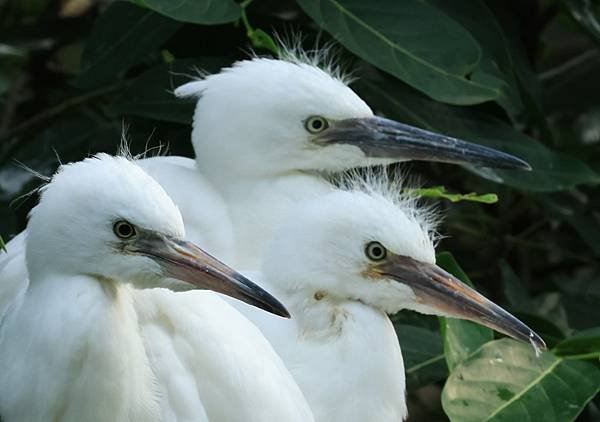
228;175;544;422
0;154;313;422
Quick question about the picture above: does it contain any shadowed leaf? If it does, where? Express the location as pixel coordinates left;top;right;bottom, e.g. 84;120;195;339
297;0;511;106
73;2;181;89
130;0;240;24
356;77;600;191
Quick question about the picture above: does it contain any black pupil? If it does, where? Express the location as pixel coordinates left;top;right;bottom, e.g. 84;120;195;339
311;119;323;130
371;246;383;257
118;223;133;237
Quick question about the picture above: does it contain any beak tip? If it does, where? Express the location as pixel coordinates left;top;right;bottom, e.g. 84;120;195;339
515;159;533;171
530;332;547;350
487;155;532;171
270;301;291;319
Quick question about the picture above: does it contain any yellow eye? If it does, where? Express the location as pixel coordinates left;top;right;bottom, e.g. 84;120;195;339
305;116;329;134
365;241;387;261
113;220;136;240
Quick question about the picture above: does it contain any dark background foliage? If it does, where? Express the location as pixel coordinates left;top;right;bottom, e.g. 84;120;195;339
0;0;599;421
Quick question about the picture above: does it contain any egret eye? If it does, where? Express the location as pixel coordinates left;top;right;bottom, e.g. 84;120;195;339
365;241;387;261
305;116;329;134
113;220;136;240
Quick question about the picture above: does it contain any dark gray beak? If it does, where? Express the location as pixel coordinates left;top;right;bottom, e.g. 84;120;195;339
128;231;290;318
316;116;531;170
372;254;545;349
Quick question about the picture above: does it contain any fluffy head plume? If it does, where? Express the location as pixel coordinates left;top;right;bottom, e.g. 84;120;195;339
334;167;442;246
269;32;355;85
174;33;354;99
117;124;169;160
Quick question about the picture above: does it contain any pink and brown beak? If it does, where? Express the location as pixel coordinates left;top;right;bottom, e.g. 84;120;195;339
128;230;290;318
373;254;546;349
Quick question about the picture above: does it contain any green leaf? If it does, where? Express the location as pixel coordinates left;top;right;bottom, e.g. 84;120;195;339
297;0;510;106
543;51;600;114
407;185;498;204
436;252;494;371
499;260;530;310
356;76;600;191
554;328;600;358
541;195;600;256
110;58;231;124
247;29;279;55
73;2;181;89
131;0;240;24
562;0;600;45
427;0;527;115
442;339;600;422
393;322;448;389
0;235;6;253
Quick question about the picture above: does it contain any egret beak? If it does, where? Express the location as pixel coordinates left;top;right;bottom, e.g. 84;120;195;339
372;255;545;349
317;116;531;170
128;231;290;318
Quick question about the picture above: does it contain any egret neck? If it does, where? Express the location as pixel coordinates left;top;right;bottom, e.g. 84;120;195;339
215;172;334;269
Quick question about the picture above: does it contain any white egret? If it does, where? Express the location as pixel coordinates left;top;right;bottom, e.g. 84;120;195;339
0;52;531;312
229;175;545;422
174;53;531;268
0;154;313;422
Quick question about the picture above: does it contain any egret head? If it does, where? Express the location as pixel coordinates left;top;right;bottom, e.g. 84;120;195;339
176;56;530;178
25;154;288;317
264;176;544;348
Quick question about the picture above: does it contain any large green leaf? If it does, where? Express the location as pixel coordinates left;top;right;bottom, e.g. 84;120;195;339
111;58;231;124
130;0;240;24
356;76;600;191
437;252;494;371
73;2;181;89
562;0;600;45
443;339;600;422
499;260;530;310
553;328;600;358
297;0;510;106
393;322;448;389
427;0;526;115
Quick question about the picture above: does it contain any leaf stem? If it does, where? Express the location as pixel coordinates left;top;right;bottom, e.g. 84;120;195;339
240;2;253;35
238;0;279;54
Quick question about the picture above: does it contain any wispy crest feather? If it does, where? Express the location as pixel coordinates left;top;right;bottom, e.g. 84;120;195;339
118;125;169;160
270;32;355;85
175;32;355;99
335;168;442;245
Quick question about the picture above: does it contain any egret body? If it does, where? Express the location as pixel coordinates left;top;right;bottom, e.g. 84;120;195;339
0;155;313;422
230;178;545;422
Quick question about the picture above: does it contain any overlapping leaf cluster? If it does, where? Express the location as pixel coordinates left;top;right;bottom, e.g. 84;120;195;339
0;1;598;420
